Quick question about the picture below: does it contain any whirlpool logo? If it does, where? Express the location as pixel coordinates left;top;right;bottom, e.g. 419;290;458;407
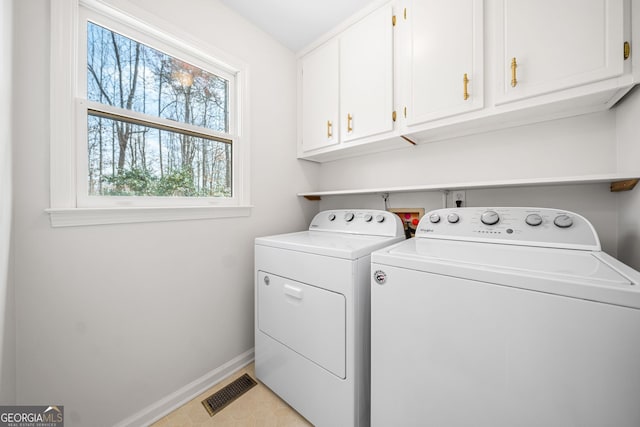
0;405;64;427
373;270;387;285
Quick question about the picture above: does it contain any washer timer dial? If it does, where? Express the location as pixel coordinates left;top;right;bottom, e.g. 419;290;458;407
554;214;573;228
525;213;543;226
481;210;500;225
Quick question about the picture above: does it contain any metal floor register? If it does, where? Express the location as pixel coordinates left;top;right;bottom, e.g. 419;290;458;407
201;373;258;417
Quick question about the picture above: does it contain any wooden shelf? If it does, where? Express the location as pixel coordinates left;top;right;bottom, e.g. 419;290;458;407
299;174;640;200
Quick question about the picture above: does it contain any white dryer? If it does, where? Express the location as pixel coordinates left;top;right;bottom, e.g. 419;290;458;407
255;209;404;426
371;207;640;427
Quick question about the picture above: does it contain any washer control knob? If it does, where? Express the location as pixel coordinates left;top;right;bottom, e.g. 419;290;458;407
481;210;500;225
429;214;441;224
447;213;460;224
554;214;573;228
344;212;355;222
364;214;373;222
525;213;543;226
375;214;385;223
328;213;336;221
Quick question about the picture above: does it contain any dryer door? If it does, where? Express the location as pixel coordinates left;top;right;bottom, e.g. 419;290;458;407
257;271;346;378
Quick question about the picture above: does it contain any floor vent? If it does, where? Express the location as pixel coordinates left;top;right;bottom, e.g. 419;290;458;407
201;373;258;417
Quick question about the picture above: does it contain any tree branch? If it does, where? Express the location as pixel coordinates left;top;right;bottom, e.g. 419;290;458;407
87;64;114;106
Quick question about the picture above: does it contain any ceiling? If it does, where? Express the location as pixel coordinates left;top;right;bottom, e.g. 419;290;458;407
219;0;377;52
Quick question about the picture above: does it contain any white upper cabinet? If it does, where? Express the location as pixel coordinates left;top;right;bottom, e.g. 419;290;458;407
495;0;625;104
340;4;394;142
301;39;340;153
404;0;484;125
299;3;403;161
298;0;636;162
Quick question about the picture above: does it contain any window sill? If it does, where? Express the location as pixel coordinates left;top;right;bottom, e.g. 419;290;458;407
45;205;252;227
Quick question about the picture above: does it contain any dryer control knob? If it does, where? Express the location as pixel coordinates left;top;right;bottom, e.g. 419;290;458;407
554;214;573;228
447;213;460;224
344;212;355;222
364;214;373;222
429;214;441;224
525;213;543;226
481;210;500;225
375;214;385;223
328;213;336;221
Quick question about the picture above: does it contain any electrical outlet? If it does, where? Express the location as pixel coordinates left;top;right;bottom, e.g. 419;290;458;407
453;190;466;207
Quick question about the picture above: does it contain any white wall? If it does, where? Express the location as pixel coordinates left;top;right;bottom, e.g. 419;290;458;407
12;0;318;425
615;87;640;270
316;109;622;255
0;0;16;405
618;189;640;270
318;111;618;191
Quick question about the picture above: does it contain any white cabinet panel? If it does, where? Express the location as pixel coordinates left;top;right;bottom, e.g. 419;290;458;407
496;0;624;104
341;4;394;142
405;0;483;125
301;39;340;152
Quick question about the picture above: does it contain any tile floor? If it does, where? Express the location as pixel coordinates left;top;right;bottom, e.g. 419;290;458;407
150;363;312;427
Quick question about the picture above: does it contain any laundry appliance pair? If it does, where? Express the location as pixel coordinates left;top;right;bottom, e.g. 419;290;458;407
255;207;640;427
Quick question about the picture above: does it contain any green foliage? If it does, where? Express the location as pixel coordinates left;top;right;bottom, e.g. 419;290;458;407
103;168;156;196
155;168;197;197
101;167;201;197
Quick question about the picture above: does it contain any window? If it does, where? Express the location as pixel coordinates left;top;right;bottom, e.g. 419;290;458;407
48;0;250;226
85;22;232;199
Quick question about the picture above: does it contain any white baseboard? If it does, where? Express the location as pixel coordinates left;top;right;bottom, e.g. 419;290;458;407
114;348;255;427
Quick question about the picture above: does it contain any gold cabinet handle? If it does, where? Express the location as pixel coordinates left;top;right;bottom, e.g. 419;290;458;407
511;57;518;87
347;113;353;132
624;41;631;60
327;120;333;138
463;73;469;100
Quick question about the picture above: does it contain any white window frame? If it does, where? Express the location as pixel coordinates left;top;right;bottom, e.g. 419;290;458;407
47;0;251;227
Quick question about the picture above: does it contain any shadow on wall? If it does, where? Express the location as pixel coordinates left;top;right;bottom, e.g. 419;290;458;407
618;230;640;271
0;262;16;404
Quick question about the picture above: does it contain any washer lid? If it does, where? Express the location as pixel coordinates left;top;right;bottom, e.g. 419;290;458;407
374;238;640;308
256;231;404;259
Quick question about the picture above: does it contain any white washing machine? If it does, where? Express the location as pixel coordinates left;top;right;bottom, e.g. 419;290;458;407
255;209;404;426
371;207;640;427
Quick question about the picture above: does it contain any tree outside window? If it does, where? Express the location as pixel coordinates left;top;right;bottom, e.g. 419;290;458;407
86;22;232;198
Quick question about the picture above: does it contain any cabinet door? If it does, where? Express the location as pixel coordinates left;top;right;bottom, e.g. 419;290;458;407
405;0;483;125
496;0;624;104
301;39;339;152
340;4;394;143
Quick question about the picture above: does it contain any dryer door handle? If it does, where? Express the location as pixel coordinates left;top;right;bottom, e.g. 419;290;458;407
283;284;304;300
